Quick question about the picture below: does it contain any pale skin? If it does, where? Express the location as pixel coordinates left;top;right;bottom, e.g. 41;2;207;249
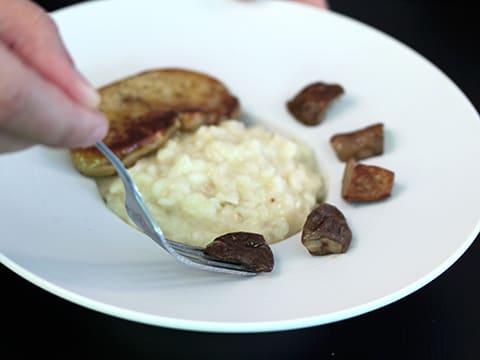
0;0;328;153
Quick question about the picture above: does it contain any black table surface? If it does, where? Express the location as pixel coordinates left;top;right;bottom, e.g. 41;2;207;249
4;1;480;359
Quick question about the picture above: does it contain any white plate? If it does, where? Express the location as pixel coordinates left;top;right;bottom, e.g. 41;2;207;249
1;0;480;333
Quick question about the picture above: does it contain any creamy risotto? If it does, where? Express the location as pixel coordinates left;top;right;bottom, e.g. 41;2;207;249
98;120;325;247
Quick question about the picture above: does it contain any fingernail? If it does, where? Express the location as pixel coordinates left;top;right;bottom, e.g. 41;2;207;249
77;81;101;109
74;69;101;108
79;119;109;148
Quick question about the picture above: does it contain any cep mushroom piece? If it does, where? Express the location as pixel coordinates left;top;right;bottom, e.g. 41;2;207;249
301;203;352;256
287;82;344;126
330;123;384;162
204;232;274;272
342;159;395;202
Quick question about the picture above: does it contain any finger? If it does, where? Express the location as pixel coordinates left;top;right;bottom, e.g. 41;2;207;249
0;132;34;153
293;0;329;8
0;0;100;108
0;42;108;149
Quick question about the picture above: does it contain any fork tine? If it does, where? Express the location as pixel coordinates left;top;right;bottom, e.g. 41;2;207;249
175;251;254;272
169;249;257;275
166;240;256;272
167;240;205;253
183;255;256;272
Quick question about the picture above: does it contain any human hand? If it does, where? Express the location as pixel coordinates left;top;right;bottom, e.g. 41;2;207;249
0;0;108;153
293;0;329;8
241;0;328;9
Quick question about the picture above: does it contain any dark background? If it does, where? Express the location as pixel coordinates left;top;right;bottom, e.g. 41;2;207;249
4;1;480;359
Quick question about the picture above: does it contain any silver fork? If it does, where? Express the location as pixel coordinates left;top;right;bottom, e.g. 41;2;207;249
95;141;257;276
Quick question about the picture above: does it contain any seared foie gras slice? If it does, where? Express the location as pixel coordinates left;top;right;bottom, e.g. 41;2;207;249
72;111;180;176
71;68;240;176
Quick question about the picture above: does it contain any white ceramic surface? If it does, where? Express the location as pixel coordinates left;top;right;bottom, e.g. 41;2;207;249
1;0;480;333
